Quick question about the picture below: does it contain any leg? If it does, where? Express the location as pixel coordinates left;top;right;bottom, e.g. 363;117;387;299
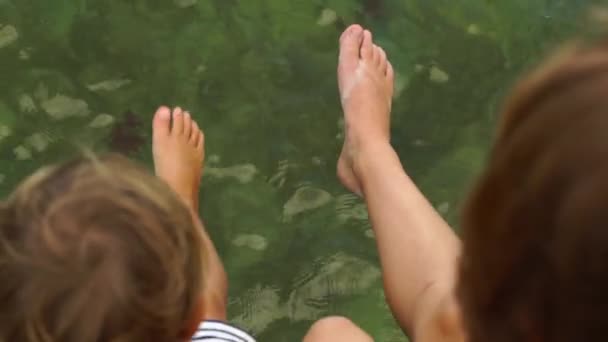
152;106;228;321
336;26;463;341
304;317;373;342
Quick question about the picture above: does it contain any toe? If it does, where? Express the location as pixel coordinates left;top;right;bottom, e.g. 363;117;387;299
372;45;382;68
387;61;395;82
377;46;388;74
190;120;199;145
339;24;363;44
360;30;373;61
153;106;171;138
339;25;364;72
196;129;204;151
183;111;193;139
172;107;184;135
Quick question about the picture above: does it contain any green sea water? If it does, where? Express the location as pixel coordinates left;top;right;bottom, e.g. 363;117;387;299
0;1;598;340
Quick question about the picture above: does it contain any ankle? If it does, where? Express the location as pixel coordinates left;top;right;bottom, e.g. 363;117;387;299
352;139;395;181
347;125;390;154
168;184;195;209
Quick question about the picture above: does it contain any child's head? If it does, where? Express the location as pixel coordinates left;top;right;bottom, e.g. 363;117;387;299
459;40;608;341
0;154;206;341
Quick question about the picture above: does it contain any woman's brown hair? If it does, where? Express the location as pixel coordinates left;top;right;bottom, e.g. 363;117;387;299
459;39;608;342
0;154;205;341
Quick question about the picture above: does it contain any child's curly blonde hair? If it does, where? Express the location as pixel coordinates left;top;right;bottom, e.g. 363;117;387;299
0;154;205;341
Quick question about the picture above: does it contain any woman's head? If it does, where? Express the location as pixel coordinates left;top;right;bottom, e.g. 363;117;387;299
0;154;206;341
459;40;608;342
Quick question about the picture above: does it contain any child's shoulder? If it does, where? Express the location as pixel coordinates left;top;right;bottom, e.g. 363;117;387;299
192;320;257;342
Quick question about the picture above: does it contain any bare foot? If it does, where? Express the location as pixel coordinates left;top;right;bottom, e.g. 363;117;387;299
152;106;205;208
337;25;394;195
153;107;228;321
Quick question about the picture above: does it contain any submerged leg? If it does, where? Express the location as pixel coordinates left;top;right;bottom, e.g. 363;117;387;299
336;25;463;341
304;317;373;342
152;106;228;321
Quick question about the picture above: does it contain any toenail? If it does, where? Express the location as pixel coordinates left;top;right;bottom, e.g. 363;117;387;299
159;109;170;119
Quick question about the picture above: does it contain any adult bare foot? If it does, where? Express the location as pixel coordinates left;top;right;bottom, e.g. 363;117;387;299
152;106;204;208
337;25;394;195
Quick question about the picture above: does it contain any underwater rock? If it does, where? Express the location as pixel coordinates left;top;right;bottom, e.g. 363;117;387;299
231;285;285;335
283;186;332;218
336;194;368;223
317;9;337;26
413;139;428;147
18;48;30;60
287;253;381;321
25;132;51;152
0;124;11;141
18;94;37;113
206;164;258;184
13;145;32;160
429;66;450;83
336;118;345;140
89;113;115;128
437;202;450;215
86;79;132;92
467;24;481;35
232;234;268;251
0;25;18;49
365;229;375;239
338;203;368;222
207;154;220;163
393;72;407;99
174;0;197;8
195;64;207;74
41;94;90;120
268;160;292;188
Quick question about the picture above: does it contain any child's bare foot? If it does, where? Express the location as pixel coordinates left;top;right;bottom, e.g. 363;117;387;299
337;25;394;195
152;106;205;208
153;107;228;321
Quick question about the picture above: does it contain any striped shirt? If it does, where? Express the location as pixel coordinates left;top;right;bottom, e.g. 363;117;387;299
191;320;256;342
